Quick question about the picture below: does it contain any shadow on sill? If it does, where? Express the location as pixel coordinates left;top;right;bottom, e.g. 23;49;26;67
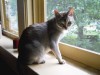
0;46;38;75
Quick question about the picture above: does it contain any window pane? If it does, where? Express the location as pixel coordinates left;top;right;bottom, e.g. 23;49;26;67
4;0;18;34
46;0;100;53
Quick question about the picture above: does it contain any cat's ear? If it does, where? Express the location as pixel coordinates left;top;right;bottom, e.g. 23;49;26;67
54;9;61;17
68;7;74;16
54;9;59;15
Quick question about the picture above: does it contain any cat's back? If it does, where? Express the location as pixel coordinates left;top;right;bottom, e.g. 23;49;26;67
30;22;47;32
21;22;48;41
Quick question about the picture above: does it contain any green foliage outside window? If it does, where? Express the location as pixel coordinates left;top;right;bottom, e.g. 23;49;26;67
5;0;18;33
47;0;100;53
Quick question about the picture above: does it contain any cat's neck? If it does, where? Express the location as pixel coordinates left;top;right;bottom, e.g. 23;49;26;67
47;18;56;25
47;18;63;32
47;18;64;42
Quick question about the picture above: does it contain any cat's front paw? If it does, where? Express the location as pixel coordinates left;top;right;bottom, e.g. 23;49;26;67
40;60;45;64
38;60;45;64
59;60;66;64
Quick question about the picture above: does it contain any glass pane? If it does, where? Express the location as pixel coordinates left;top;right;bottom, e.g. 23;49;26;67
4;0;18;34
46;0;100;53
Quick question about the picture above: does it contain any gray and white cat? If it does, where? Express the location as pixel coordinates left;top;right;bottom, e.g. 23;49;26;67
18;7;74;65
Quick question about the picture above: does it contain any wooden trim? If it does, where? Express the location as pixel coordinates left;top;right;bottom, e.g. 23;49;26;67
33;0;39;23
44;0;47;21
33;0;45;23
2;30;18;39
38;0;45;22
0;0;6;29
17;0;27;37
27;0;33;25
59;43;100;70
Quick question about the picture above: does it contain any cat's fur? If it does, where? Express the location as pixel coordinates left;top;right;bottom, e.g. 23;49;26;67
18;8;74;65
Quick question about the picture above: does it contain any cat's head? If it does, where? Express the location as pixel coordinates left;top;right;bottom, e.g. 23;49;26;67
54;7;74;30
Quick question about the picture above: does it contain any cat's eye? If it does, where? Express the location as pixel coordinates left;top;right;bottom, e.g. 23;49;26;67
67;21;71;26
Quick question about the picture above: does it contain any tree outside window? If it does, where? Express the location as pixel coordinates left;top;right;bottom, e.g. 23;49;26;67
4;0;18;34
46;0;100;53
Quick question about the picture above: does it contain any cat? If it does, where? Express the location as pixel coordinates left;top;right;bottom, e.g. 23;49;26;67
17;7;74;65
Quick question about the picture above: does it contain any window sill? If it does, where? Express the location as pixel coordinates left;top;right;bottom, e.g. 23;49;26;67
28;54;100;75
2;30;19;39
1;47;99;75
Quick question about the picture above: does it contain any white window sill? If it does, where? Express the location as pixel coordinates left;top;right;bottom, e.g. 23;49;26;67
1;34;99;74
5;48;100;75
28;54;97;75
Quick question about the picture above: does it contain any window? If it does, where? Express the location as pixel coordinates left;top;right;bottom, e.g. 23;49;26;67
46;0;100;53
1;0;99;70
2;0;18;35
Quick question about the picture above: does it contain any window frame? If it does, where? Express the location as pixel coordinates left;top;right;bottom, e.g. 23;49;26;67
1;0;19;39
59;43;100;70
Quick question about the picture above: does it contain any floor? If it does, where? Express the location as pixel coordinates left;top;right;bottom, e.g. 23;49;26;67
0;35;100;75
